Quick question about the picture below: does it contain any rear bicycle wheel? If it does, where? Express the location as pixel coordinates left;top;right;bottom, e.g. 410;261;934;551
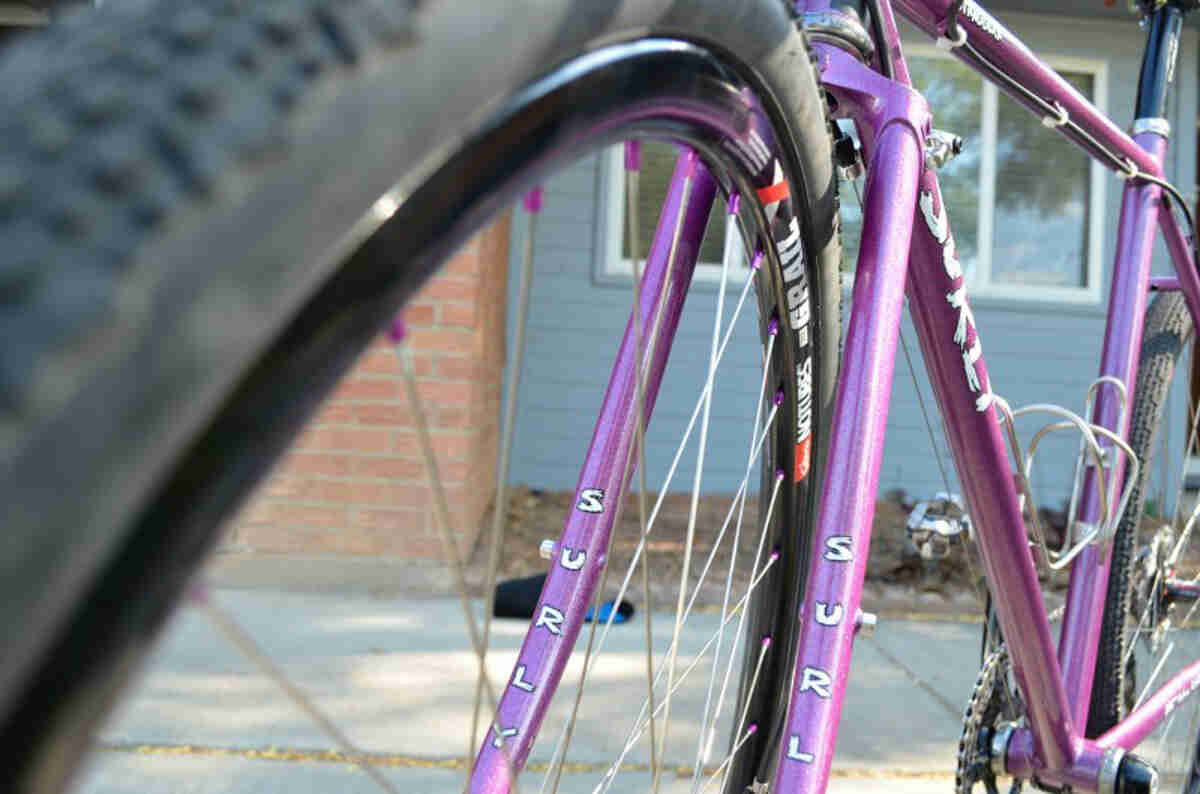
0;1;842;792
1088;291;1200;787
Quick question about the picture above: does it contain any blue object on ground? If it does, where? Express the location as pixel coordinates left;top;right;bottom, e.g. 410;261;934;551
585;599;635;623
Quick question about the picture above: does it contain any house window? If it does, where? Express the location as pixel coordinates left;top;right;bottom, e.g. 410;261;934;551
839;48;1106;303
600;140;749;283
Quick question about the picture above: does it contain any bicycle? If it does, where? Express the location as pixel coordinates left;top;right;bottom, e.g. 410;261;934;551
3;0;1200;792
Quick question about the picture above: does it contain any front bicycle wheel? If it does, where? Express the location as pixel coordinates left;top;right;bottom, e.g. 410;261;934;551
1088;290;1200;788
0;1;842;792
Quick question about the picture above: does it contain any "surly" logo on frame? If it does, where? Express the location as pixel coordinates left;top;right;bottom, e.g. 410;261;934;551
918;190;993;412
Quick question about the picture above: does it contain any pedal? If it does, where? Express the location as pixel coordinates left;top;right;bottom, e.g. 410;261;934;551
907;492;971;560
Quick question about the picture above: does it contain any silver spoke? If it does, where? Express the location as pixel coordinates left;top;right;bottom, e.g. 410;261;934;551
706;472;785;768
198;593;402;794
1136;640;1175;709
1125;569;1164;669
595;550;782;794
657;234;731;792
470;191;540;774
599;473;784;794
586;266;759;675
1170;379;1200;531
393;330;519;792
547;153;692;794
733;637;771;744
579;398;779;706
677;405;780;628
699;328;776;768
626;142;659;783
698;724;758;794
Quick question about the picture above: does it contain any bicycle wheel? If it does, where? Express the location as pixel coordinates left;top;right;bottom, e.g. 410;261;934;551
1087;290;1200;786
0;1;842;792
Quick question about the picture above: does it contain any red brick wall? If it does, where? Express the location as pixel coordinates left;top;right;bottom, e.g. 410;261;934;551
226;216;510;563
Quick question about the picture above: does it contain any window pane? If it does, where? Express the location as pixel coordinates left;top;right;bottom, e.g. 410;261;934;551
990;71;1093;288
621;141;727;266
912;55;984;276
839;54;983;276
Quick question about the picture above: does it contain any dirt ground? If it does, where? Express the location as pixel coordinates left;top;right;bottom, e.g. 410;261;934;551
461;486;1147;618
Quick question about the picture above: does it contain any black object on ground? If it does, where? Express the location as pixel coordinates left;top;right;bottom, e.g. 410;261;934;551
493;573;547;618
492;574;635;623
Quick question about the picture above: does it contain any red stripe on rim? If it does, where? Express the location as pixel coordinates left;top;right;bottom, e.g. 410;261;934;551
793;437;811;482
756;181;789;205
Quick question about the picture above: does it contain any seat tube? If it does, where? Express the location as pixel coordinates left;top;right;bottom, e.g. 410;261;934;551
1059;134;1163;728
771;116;924;794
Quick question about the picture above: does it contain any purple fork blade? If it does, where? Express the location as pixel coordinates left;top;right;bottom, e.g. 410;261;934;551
468;150;716;793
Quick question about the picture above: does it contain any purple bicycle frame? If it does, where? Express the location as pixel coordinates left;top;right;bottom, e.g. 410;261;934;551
469;2;1200;792
771;1;1200;792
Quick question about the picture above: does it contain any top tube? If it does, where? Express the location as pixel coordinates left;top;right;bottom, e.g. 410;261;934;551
879;0;1165;177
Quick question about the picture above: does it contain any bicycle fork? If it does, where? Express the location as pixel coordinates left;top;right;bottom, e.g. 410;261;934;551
773;43;1081;792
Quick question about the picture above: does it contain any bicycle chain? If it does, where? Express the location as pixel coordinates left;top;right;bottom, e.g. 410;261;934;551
956;647;1024;794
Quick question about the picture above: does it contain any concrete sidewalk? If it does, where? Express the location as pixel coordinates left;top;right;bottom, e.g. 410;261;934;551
75;589;990;794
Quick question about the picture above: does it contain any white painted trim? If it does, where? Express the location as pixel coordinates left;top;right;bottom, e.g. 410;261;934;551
600;146;749;283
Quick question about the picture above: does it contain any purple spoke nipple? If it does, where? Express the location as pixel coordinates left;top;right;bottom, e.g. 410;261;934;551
767;315;779;336
750;249;764;270
522;187;544;213
747;723;758;735
775;468;785;481
761;636;772;650
768;550;780;563
728;191;741;216
774;388;784;406
624;140;642;172
676;146;699;177
387;314;406;343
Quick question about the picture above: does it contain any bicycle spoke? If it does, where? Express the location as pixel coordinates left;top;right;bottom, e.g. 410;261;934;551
1156;710;1179;769
1126;569;1164;669
705;471;784;769
1170;385;1200;532
586;263;760;669
598;474;784;794
392;325;520;792
656;217;732;793
696;323;775;774
575;392;779;722
469;190;541;778
595;550;782;794
1136;640;1175;710
626;141;659;783
546;149;692;794
197;592;401;794
697;724;758;794
732;637;771;750
678;403;780;624
1176;572;1200;632
545;442;634;794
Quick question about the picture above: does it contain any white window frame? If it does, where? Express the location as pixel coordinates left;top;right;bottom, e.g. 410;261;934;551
906;43;1108;304
599;145;750;284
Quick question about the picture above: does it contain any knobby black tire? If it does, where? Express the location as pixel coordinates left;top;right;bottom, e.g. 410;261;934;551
1087;292;1193;738
0;1;843;792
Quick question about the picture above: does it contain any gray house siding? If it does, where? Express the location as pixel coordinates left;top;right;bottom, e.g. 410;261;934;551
503;10;1199;513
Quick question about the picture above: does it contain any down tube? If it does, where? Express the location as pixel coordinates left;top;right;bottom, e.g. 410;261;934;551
771;120;922;794
904;170;1076;770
